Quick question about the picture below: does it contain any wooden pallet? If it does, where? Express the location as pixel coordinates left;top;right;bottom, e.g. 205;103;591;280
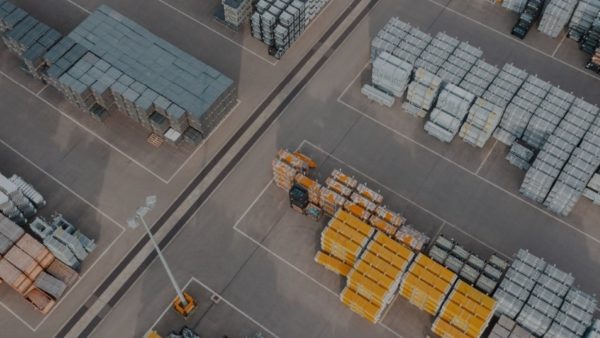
147;133;164;147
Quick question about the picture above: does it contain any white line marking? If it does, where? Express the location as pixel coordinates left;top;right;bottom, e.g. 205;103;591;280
552;34;567;57
66;0;91;14
476;139;498;175
426;0;600;82
337;73;600;246
36;84;48;96
0;70;170;184
426;221;447;252
156;0;277;66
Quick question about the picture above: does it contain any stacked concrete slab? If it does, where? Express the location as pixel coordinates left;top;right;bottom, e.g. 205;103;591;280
414;32;459;74
370;17;411;61
371;51;412;97
494;76;552;145
547;287;597;336
459;59;500;97
568;0;600;41
539;0;579;38
403;68;443;118
424;83;475;143
436;41;482;85
506;141;536;170
502;0;529;12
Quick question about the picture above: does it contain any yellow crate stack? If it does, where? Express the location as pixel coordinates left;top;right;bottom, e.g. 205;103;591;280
399;253;457;315
319;187;347;215
343;201;371;221
341;231;415;323
330;169;358;189
433;280;496;338
356;183;384;205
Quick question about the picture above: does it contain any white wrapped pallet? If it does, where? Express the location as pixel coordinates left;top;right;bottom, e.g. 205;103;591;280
361;84;395;107
538;0;579;38
459;59;500;97
567;0;600;41
425;83;475;143
503;0;529;12
371;52;413;97
459;98;503;147
403;67;443;118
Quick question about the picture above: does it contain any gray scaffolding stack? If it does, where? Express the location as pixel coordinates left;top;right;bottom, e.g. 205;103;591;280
547;288;597;337
567;0;600;41
506;141;536;171
436;41;482;86
392;27;432;66
371;51;413;98
414;32;459;75
222;0;252;30
458;59;500;97
538;0;579;38
502;0;529;12
403;67;443;118
424;83;475;143
370;17;411;62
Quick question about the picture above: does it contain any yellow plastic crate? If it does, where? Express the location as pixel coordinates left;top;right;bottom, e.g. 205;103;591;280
314;251;352;276
373;232;415;262
340;287;381;323
367;241;408;272
328;219;369;247
347;270;387;305
361;251;402;280
455;281;496;312
334;210;373;237
409;263;453;295
415;254;457;284
432;318;472;338
354;260;395;290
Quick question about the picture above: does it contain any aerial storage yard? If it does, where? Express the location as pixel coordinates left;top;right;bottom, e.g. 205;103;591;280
2;0;600;337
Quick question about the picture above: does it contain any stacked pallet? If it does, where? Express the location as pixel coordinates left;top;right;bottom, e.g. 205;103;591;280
399;253;457;315
395;225;429;251
370;17;411;61
494;75;552;145
459;98;504;147
424;84;476;143
482;64;528;110
361;84;395;107
0;1;26;32
392;27;432;65
587;47;600;72
547;287;597;336
506;141;536;171
502;0;528;12
414;32;459;74
304;0;329;23
432;281;496;338
436;41;483;85
587;319;600;337
341;232;414;323
371;51;413;97
512;0;545;39
371;205;405;236
581;13;600;54
489;315;535;338
222;0;252;30
315;211;373;277
403;67;443;118
272;149;309;190
567;0;600;41
520;98;598;203
459;59;500;97
542;112;600;215
583;172;600;203
0;172;42;225
538;0;579;38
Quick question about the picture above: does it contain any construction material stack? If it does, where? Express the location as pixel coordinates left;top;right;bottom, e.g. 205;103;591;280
489;315;535;338
494;75;552;145
506;141;536;170
459;59;500;97
272;149;309;190
414;32;459;75
432;280;496;338
436;41;483;86
547;287;597;336
370;51;413;97
371;206;405;236
424;84;476;143
584;172;600;203
538;0;579;38
393;27;432;66
370;17;411;62
512;0;545;39
542;112;600;215
340;231;414;323
403;68;443;118
581;12;600;54
0;172;43;225
320;169;355;215
482;64;528;111
587;319;600;337
459;98;504;147
395;225;429;251
502;0;528;12
567;0;600;41
221;0;252;30
399;253;457;316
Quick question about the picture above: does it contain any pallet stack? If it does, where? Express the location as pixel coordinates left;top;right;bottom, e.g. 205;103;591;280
340;231;414;323
586;319;600;337
395;225;429;251
459;59;500;97
494;76;552;145
403;68;443;118
222;0;252;30
361;84;395;107
272;149;309;190
482;64;528;110
538;0;579;38
371;206;405;236
502;0;528;12
547;287;597;336
414;32;459;75
489;315;535;338
436;41;483;86
393;27;432;66
432;281;496;338
371;51;413;97
581;12;600;54
459;98;504;147
0;172;43;226
399;253;457;316
0;1;26;32
567;0;600;41
370;17;411;61
583;172;600;203
506;141;536;171
424;83;476;143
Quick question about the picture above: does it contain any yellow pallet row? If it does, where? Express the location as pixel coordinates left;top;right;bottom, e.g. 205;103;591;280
314;251;352;276
340;286;382;324
272;159;297;190
369;215;397;236
343;201;371;221
366;241;409;272
356;183;384;204
331;169;358;189
346;269;388;306
373;232;414;263
361;251;403;281
415;254;457;285
374;206;406;227
320;228;362;263
325;177;353;197
454;281;496;313
327;219;371;248
350;192;377;212
432;317;472;338
354;260;396;291
334;210;372;237
277;149;309;172
294;174;321;204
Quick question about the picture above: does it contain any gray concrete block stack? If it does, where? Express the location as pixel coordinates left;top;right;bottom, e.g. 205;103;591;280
568;0;600;41
539;0;579;38
436;41;483;85
0;173;42;226
459;98;504;148
482;64;528;110
547;287;597;337
304;0;329;23
370;17;411;62
489;315;535;338
494;76;552;145
584;172;600;203
458;59;500;97
361;84;395;107
424;83;475;143
222;0;252;30
414;32;459;75
392;27;432;66
502;0;529;13
403;67;443;118
371;51;412;97
506;141;536;170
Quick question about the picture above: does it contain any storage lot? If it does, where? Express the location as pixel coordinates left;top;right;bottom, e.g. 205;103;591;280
1;0;600;337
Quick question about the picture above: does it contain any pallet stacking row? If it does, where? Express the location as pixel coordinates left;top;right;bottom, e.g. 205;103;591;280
0;172;44;226
340;231;414;323
432;281;496;338
489;315;535;338
583;172;600;203
424;83;475;143
220;0;252;30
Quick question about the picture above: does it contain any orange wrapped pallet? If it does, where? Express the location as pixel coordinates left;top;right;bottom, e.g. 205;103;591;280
319;187;346;215
432;317;472;338
4;246;44;280
350;193;377;212
272;159;297;190
340;287;382;323
294;174;321;204
331;169;358;189
369;215;397;236
325;177;353;197
356;183;384;204
374;206;406;227
334;210;373;237
343;201;371;221
24;287;55;314
0;258;33;294
314;251;352;276
277;149;309;173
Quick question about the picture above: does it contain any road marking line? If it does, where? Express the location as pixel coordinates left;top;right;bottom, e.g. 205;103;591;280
66;0;91;14
476;139;498;175
0;70;170;184
427;0;600;82
36;84;48;96
552;34;567;57
156;0;277;66
336;70;600;246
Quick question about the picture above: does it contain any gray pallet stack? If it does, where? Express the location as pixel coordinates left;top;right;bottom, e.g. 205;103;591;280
539;0;579;38
35;271;66;299
482;64;528;110
459;98;504;147
371;51;412;97
424;83;475;143
370;17;411;61
361;84;395;107
222;0;252;30
489;315;535;338
9;175;45;208
547;288;597;337
436;41;482;85
459;59;500;97
414;32;459;75
502;0;529;12
403;67;443;118
0;173;36;219
522;86;575;150
392;27;432;66
0;1;26;32
568;0;600;41
304;0;329;23
586;319;600;338
42;6;236;145
0;213;24;242
506;141;536;170
584;172;600;203
494;76;552;145
252;0;309;58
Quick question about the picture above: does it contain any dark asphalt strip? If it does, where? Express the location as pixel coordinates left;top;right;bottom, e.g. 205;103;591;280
58;1;378;336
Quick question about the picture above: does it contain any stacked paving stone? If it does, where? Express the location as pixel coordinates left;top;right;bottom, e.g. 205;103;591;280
371;51;412;97
568;0;600;41
414;32;459;74
459;98;504;147
403;68;443;118
538;0;579;38
482;64;528;110
370;17;411;61
436;41;482;85
494;76;552;145
502;0;529;12
458;59;500;97
547;288;597;337
424;84;475;143
506;141;536;170
222;0;252;30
